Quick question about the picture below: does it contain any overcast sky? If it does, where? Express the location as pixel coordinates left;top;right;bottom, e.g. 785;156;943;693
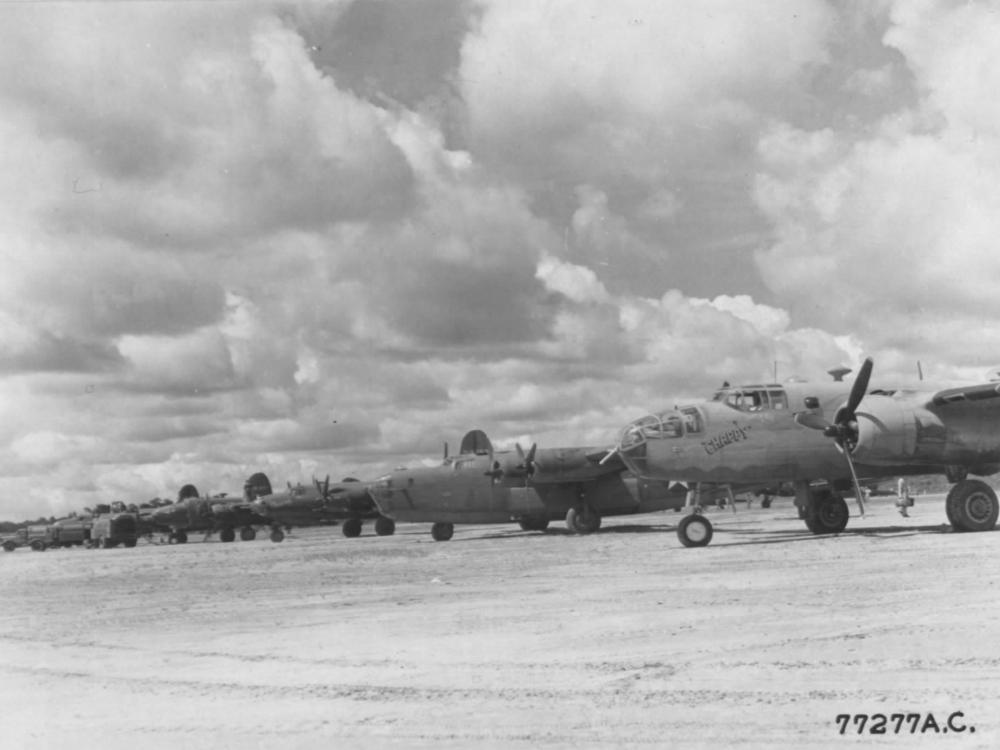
2;0;1000;519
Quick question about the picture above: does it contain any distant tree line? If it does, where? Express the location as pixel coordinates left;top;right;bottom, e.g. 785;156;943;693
0;497;175;530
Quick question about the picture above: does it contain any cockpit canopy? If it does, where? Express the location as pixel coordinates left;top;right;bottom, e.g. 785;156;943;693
711;385;788;412
620;406;704;449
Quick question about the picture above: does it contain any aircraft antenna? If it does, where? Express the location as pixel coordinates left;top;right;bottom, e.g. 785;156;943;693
917;361;923;381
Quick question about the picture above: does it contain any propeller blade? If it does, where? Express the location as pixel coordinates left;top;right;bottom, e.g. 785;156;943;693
841;446;866;517
844;357;873;418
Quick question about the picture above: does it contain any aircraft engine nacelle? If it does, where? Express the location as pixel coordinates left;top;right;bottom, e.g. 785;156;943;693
851;397;944;465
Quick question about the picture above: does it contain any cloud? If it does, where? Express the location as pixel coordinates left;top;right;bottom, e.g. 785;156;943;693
2;0;993;521
754;0;1000;364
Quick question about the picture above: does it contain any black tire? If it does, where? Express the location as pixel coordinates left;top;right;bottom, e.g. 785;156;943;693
806;492;849;534
239;527;256;541
30;540;46;552
946;480;999;532
518;517;550;532
175;531;188;544
2;541;16;552
374;516;396;536
342;518;363;538
219;527;236;543
123;539;137;548
565;506;601;534
270;528;285;543
677;514;714;547
431;522;454;542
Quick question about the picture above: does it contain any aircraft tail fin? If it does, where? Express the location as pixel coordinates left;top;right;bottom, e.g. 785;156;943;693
244;472;273;500
459;429;493;456
178;484;199;502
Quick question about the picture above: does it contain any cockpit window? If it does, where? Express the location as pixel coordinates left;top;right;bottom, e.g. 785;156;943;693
680;407;703;434
715;386;788;412
768;390;788;409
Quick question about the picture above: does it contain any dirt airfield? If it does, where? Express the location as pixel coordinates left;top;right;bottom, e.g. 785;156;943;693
2;493;999;749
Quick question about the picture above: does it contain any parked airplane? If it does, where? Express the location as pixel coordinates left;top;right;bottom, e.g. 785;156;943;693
370;429;688;541
149;484;269;543
613;358;1000;547
244;472;391;542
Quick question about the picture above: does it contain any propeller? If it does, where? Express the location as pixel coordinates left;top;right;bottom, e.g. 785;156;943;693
795;357;874;516
515;442;538;476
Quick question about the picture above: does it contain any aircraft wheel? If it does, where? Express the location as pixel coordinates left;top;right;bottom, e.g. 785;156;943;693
123;539;137;548
175;531;188;544
565;506;601;534
431;522;454;542
946;480;999;532
342;518;363;538
219;527;236;543
677;514;713;548
518;517;550;532
374;516;396;536
239;527;256;541
806;492;849;534
270;528;285;543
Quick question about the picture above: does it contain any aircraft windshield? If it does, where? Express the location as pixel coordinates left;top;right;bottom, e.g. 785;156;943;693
711;386;788;412
619;408;702;450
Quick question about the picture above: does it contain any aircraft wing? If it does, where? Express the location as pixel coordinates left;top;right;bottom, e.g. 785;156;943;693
930;383;1000;407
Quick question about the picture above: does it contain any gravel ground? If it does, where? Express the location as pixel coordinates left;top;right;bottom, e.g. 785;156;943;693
1;493;998;749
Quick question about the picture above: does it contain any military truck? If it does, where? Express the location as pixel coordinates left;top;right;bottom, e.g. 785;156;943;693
90;512;138;549
47;517;92;548
1;520;90;551
1;525;49;551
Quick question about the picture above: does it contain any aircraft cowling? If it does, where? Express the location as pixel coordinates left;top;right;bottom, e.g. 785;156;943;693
851;397;941;465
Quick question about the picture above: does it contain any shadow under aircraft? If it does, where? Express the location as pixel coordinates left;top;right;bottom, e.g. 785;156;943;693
244;472;393;542
149;484;269;543
612;358;1000;548
370;429;689;541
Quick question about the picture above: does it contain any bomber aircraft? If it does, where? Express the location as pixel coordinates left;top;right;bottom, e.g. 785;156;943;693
244;472;392;542
612;358;1000;547
149;484;269;543
370;429;688;541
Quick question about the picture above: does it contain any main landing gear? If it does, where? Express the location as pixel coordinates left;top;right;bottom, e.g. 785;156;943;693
945;479;999;532
218;526;257;542
565;504;601;534
431;522;454;541
803;489;850;535
518;517;550;532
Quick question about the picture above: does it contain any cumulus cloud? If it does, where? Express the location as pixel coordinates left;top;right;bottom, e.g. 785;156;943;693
755;0;1000;367
1;0;991;519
